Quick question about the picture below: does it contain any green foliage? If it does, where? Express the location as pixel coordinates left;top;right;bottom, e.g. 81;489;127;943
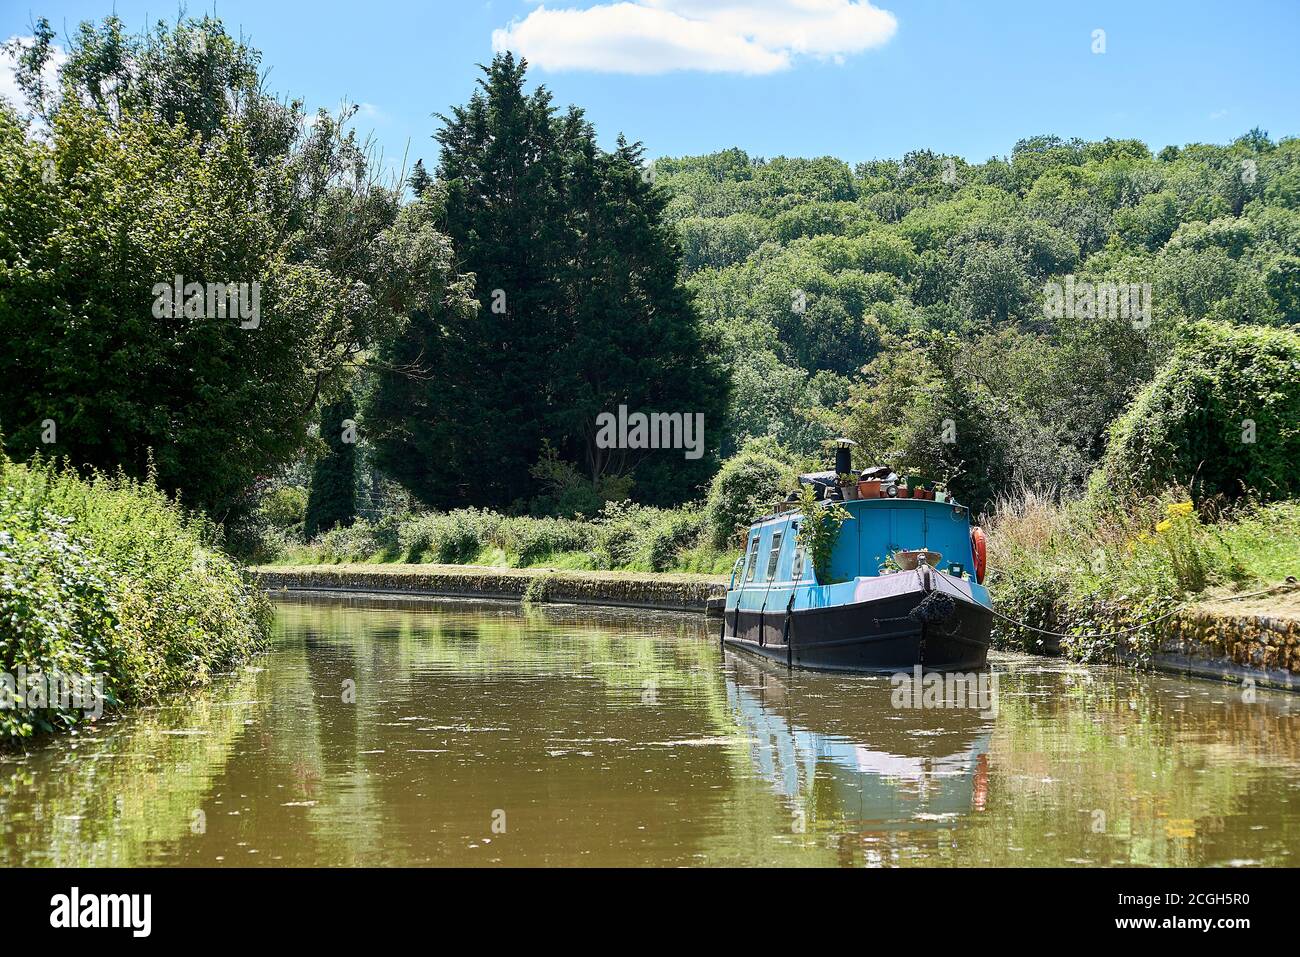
499;516;597;567
304;392;358;539
0;15;470;518
795;485;848;584
264;496;726;575
703;444;795;549
678;214;772;271
259;486;308;530
527;440;634;518
1100;322;1300;503
983;486;1299;663
590;501;706;571
522;573;556;604
367;53;727;511
0;454;269;742
658;129;1299;508
399;509;501;564
310;520;389;564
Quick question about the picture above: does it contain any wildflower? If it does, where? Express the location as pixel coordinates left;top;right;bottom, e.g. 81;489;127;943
1155;519;1173;533
1166;501;1194;518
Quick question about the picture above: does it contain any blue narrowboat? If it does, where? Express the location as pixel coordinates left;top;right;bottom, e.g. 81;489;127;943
722;441;993;673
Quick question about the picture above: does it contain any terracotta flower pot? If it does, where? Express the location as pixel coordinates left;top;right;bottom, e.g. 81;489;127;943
858;479;882;498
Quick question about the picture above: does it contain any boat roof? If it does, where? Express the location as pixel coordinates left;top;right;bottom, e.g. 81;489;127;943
747;494;969;531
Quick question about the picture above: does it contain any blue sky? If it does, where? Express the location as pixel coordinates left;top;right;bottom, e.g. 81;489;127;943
4;0;1299;178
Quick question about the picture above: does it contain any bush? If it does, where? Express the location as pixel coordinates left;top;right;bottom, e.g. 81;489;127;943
643;508;706;572
399;509;497;564
704;444;795;549
0;455;270;742
276;500;717;574
498;516;596;566
1100;321;1300;503
587;501;707;571
260;486;308;530
591;501;653;567
313;520;385;563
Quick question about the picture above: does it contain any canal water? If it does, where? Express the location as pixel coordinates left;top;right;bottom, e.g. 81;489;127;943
2;596;1298;867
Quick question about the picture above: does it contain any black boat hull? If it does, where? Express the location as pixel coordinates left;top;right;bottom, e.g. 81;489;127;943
723;577;992;673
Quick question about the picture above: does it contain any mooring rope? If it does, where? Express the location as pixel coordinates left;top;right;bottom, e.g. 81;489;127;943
929;571;1297;641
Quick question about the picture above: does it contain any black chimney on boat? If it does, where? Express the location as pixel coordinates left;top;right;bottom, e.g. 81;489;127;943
834;437;856;477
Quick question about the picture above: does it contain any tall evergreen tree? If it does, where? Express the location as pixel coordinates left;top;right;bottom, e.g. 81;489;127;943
408;159;432;197
304;392;358;538
366;54;727;511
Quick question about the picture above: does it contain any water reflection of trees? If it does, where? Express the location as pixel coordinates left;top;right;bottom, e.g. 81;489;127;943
251;599;744;865
4;601;1298;867
962;661;1300;866
0;667;262;866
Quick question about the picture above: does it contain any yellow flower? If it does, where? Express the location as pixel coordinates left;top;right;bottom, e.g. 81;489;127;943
1166;501;1194;518
1155;519;1173;533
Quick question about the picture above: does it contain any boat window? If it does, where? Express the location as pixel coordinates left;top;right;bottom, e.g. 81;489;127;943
765;530;783;581
744;536;759;582
790;523;806;580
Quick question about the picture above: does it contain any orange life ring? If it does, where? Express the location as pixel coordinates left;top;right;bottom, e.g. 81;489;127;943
970;527;988;584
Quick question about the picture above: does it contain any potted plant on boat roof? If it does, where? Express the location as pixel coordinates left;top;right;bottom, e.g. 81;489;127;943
858;475;882;498
932;466;960;505
837;472;859;500
857;466;888;499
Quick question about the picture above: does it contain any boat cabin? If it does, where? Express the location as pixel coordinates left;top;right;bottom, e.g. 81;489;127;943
731;496;978;591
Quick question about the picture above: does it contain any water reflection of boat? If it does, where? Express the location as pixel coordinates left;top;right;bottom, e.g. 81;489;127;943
726;652;992;831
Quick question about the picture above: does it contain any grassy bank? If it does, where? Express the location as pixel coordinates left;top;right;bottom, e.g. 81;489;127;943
0;456;271;743
259;501;739;576
985;488;1300;662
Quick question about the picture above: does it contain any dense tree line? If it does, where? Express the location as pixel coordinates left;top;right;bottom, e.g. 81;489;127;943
3;11;1297;546
1;23;727;528
655;134;1300;508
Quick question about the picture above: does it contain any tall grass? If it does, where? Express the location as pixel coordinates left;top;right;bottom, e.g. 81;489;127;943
0;455;270;742
984;484;1295;660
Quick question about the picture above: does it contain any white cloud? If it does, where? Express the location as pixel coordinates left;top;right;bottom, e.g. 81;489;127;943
0;34;68;114
492;0;898;75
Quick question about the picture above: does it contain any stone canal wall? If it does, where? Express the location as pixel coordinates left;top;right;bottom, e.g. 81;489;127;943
995;585;1300;691
251;564;728;614
1150;604;1299;690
